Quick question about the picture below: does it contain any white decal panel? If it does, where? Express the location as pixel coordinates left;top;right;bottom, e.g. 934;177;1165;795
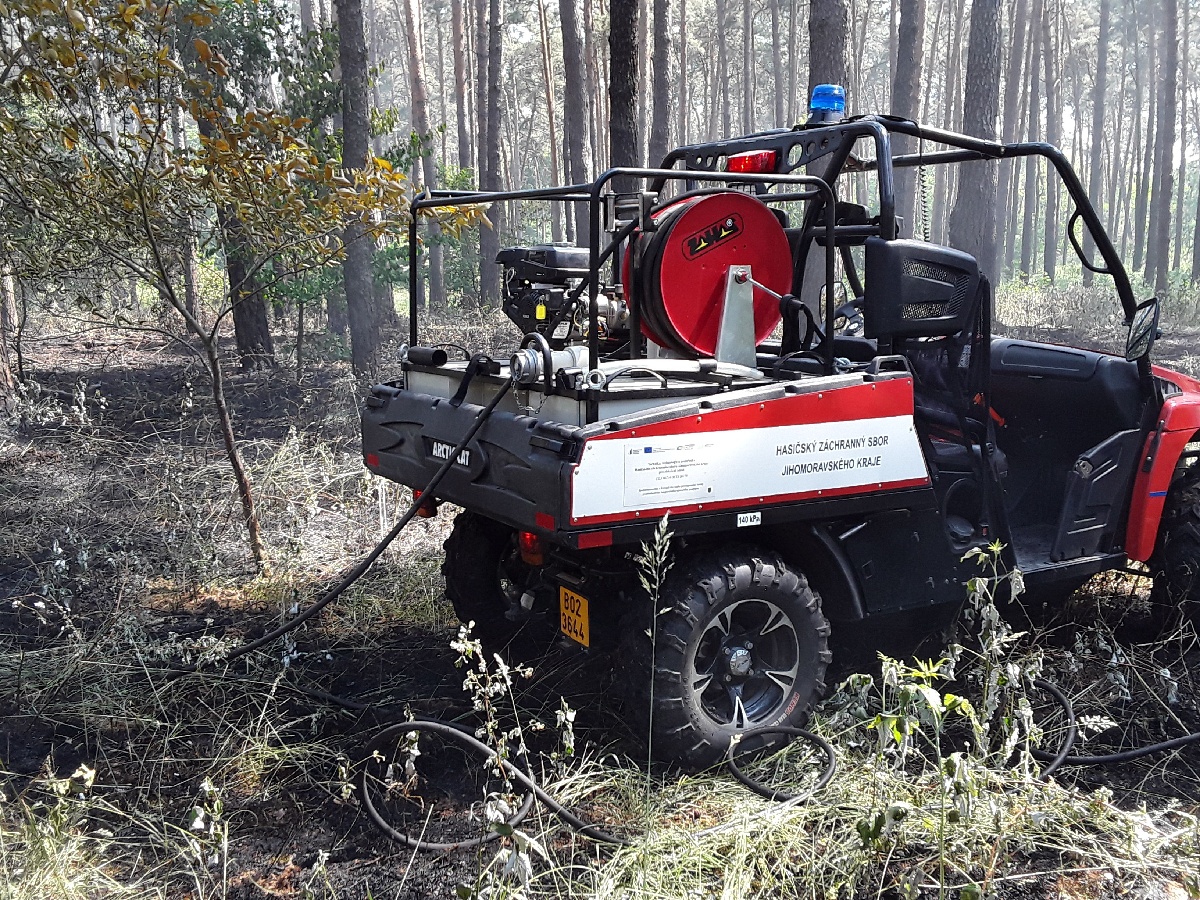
571;414;927;521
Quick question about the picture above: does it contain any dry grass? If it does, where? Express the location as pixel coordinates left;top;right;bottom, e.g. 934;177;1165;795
2;295;1199;899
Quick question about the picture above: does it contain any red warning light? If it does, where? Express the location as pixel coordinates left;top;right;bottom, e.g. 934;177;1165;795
518;531;545;566
726;149;779;175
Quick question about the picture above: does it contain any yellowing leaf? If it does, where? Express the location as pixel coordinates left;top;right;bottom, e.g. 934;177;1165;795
193;38;211;63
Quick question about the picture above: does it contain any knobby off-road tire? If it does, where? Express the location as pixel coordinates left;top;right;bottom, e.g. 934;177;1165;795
617;547;832;771
442;511;536;650
1150;463;1200;626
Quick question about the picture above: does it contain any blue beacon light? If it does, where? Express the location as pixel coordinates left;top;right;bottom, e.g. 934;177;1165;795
808;84;846;123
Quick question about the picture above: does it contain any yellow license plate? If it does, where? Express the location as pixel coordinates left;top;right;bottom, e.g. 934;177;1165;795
558;586;590;647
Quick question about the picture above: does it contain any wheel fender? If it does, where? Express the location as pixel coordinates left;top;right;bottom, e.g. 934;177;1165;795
759;522;866;622
1126;395;1200;561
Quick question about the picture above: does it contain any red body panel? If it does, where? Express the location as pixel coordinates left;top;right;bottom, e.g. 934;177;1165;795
1124;366;1200;561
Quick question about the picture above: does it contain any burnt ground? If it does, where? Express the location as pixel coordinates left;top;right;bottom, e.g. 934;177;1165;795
1;322;1199;899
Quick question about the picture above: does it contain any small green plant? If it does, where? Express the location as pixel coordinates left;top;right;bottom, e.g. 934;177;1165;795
631;513;673;776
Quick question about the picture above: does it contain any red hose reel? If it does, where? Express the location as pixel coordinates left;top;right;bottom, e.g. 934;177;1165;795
623;191;792;357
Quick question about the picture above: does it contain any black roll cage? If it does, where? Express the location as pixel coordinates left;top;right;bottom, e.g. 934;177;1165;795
406;115;1137;384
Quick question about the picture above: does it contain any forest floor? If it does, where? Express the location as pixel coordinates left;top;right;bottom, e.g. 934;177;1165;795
1;310;1199;899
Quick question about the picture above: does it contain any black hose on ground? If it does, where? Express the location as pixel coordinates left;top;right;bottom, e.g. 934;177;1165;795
1031;679;1077;781
725;726;838;802
359;719;840;851
361;719;631;848
169;376;514;678
1030;677;1200;771
1035;731;1200;765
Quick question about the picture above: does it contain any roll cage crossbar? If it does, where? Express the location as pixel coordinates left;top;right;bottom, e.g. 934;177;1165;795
658;115;1137;322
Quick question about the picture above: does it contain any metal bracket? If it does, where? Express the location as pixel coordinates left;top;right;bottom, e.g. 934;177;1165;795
715;265;758;368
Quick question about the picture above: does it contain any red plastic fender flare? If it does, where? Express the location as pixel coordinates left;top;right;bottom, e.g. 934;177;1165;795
1124;389;1200;562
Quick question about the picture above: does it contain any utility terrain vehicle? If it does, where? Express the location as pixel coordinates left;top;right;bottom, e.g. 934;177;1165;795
363;99;1200;770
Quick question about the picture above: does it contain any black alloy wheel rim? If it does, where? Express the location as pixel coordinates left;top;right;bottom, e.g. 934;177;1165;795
690;597;801;729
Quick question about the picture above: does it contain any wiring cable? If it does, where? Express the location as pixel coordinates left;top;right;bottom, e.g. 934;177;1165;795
360;719;627;849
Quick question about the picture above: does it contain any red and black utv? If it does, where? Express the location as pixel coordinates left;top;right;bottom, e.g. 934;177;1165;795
362;104;1200;770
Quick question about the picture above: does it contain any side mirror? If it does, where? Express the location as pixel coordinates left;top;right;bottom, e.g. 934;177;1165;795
1125;297;1160;362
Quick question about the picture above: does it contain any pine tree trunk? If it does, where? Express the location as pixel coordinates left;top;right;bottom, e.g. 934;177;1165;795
1003;60;1030;276
538;0;563;241
1133;12;1156;275
1173;0;1189;272
1041;0;1059;281
402;0;445;310
636;0;648;161
436;7;449;168
1109;22;1130;259
475;0;488;186
808;0;848;96
1083;0;1110;285
648;0;671;165
337;0;379;374
888;0;898;105
716;0;731;137
1020;9;1041;281
560;0;592;242
787;0;799;122
223;221;276;370
584;0;601;169
678;0;688;143
948;0;1000;276
931;0;964;245
453;0;472;171
1149;0;1177;295
172;99;201;319
0;271;15;401
610;0;640;190
770;0;784;126
480;0;504;304
1121;9;1144;261
742;0;754;133
995;0;1029;277
1192;92;1200;282
892;0;927;236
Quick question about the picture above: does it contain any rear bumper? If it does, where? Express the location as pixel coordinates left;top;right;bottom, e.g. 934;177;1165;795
362;383;578;536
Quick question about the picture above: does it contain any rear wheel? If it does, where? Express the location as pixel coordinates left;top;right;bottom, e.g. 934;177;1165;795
617;547;831;771
442;512;539;650
1150;464;1200;626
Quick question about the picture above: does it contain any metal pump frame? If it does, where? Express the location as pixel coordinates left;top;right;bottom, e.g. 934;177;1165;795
404;116;1138;422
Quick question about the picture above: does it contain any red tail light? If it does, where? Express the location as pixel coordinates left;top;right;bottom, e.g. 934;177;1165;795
726;149;779;175
412;489;439;518
518;531;545;566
